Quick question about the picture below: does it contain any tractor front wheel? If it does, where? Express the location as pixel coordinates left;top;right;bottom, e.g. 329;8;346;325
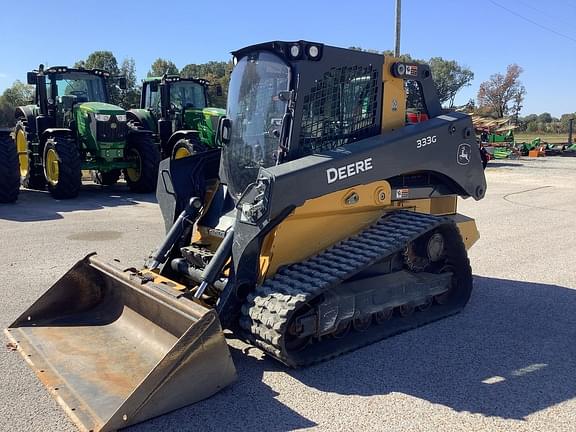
171;134;204;160
124;132;160;193
0;133;20;203
43;135;82;199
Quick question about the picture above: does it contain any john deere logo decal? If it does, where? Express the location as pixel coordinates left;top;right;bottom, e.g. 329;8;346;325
457;143;471;165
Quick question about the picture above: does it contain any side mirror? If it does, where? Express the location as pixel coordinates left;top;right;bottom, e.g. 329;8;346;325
215;84;223;97
27;72;37;85
218;117;231;145
150;82;159;92
118;77;127;90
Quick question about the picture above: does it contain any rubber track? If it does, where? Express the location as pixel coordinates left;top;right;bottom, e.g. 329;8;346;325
240;211;456;367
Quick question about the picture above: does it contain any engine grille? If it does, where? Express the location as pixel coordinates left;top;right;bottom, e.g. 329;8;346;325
96;116;126;142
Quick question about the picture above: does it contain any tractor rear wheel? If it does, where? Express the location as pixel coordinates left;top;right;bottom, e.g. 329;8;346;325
171;134;204;160
124;132;160;193
0;133;20;203
43;135;82;199
92;169;121;186
15;120;45;190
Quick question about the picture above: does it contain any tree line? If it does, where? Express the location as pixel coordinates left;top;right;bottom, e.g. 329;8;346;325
516;112;575;134
0;51;233;127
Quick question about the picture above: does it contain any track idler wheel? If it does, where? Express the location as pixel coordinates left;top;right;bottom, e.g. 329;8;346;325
374;308;393;324
398;303;415;317
332;320;351;339
352;315;372;332
417;296;434;311
284;305;313;352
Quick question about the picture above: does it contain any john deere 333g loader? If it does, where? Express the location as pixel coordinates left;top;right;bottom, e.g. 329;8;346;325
6;41;486;431
2;65;160;201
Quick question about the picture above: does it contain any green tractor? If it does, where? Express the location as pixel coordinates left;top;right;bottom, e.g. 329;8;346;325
127;75;225;159
8;64;160;200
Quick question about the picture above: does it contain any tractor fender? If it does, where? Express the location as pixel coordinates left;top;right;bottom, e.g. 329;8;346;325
127;127;153;137
41;128;73;139
15;105;37;136
127;109;156;133
41;128;74;145
167;130;200;149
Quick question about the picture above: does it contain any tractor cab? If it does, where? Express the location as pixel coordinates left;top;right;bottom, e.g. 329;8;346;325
141;76;209;131
50;69;107;123
131;76;225;158
26;66;128;144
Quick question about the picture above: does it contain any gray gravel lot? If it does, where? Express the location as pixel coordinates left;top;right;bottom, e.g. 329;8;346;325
1;157;575;432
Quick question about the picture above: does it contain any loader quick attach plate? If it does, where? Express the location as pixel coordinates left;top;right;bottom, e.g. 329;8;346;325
5;254;236;432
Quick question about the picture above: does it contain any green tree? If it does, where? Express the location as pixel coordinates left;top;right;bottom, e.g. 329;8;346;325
559;113;576;133
181;60;233;108
526;121;538;132
537;112;552;123
75;51;123;105
77;51;120;75
0;80;34;127
477;64;525;118
428;57;474;107
119;58;140;108
148;59;179;77
522;114;538;123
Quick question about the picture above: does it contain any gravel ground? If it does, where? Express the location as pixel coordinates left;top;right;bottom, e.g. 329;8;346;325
0;157;575;432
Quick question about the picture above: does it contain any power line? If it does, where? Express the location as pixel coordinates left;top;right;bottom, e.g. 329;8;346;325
515;0;573;27
488;0;576;44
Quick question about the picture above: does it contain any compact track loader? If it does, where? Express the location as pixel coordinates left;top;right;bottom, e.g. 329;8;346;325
6;41;486;431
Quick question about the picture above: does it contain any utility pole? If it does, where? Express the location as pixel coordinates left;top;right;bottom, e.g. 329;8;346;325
395;0;401;57
568;118;574;146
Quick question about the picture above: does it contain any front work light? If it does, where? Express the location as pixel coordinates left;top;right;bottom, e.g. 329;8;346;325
308;45;320;58
290;44;301;58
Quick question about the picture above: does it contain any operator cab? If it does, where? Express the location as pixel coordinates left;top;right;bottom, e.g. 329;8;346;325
220;41;382;202
141;76;209;117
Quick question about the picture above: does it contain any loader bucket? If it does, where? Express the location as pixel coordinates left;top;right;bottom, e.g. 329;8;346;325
5;254;236;432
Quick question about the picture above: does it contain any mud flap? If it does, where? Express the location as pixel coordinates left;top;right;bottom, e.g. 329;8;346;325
5;254;236;432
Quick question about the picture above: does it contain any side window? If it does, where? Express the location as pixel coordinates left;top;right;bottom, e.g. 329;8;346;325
299;65;379;154
145;85;160;110
46;77;53;100
405;80;428;123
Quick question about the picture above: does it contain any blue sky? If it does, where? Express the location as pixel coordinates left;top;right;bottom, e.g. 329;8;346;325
0;0;574;116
